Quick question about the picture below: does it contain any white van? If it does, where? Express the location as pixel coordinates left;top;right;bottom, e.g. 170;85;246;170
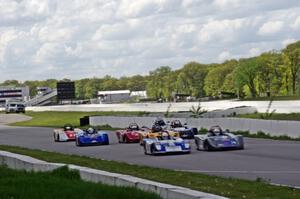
5;102;26;114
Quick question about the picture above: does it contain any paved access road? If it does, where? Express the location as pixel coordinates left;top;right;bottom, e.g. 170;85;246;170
0;124;299;187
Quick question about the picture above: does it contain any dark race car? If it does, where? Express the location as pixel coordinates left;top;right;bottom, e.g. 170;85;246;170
194;126;244;151
115;123;147;143
169;120;198;139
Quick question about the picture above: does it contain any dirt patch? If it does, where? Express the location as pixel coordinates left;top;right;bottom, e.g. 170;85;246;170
0;114;32;124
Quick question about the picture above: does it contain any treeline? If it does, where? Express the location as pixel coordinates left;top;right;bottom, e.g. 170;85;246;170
1;41;300;100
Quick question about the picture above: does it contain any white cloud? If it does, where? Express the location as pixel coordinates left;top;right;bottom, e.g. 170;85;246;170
291;16;300;29
258;21;284;35
218;51;231;61
249;48;261;57
0;0;300;81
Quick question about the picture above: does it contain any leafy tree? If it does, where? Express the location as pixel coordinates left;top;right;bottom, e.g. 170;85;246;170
204;60;237;96
146;66;172;99
283;47;300;95
235;58;261;98
179;62;208;97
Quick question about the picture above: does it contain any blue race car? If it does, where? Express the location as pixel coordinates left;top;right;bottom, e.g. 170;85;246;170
75;127;109;146
194;126;244;151
143;131;191;155
168;120;198;139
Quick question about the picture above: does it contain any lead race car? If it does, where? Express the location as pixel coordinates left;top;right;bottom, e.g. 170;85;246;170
139;125;179;145
53;124;79;142
75;127;109;146
116;123;148;143
194;126;244;151
143;130;191;155
168;120;198;139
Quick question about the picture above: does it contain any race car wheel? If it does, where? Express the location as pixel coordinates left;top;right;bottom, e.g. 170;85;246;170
57;134;60;142
54;134;57;142
76;139;81;146
150;145;156;155
195;140;199;150
204;141;212;151
124;136;129;143
144;145;148;155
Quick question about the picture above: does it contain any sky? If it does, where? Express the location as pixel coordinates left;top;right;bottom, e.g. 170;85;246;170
1;0;300;81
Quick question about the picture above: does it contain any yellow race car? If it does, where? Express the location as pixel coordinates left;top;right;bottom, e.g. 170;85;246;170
139;125;180;145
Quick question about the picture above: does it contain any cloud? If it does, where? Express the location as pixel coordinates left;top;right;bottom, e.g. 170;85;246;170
1;0;300;81
218;51;231;61
258;21;284;35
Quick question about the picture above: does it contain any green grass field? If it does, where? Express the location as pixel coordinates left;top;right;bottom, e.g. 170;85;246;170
0;145;299;199
12;111;147;127
0;165;160;199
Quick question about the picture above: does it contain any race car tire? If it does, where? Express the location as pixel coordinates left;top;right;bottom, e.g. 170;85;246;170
150;145;156;155
54;134;57;142
195;139;199;150
204;141;213;151
144;145;148;155
56;134;60;142
124;136;128;143
76;139;82;146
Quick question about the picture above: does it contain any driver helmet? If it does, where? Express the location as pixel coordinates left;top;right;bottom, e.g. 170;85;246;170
152;125;162;133
161;132;169;140
212;128;221;135
87;127;94;134
65;126;71;130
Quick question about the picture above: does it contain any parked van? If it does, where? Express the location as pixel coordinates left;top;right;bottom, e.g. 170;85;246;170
5;102;25;114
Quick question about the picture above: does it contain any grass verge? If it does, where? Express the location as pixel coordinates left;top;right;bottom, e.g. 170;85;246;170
0;145;299;199
0;165;160;199
12;111;148;128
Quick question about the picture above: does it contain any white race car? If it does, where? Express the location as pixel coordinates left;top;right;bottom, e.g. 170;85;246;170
143;131;191;155
53;124;80;142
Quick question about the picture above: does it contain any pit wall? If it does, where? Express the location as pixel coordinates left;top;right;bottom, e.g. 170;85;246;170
90;116;300;138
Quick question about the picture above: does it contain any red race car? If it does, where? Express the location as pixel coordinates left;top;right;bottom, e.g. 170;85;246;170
116;123;147;143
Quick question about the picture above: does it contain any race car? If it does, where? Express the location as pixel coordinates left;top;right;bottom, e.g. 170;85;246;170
75;127;109;146
169;120;198;139
143;131;191;155
116;123;147;143
194;126;244;151
153;118;168;129
139;125;179;145
53;124;79;142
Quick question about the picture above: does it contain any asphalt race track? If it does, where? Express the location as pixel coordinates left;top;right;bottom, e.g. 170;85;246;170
0;124;300;187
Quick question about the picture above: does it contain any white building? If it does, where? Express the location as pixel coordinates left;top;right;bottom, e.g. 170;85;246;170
97;90;131;103
0;86;30;106
130;91;147;99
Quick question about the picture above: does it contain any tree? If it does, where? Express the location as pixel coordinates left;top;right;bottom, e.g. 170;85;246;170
146;66;172;99
283;48;300;95
204;60;237;96
235;58;261;98
178;62;208;97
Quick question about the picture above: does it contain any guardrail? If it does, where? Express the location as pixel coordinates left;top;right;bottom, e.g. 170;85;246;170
90;116;300;138
0;150;227;199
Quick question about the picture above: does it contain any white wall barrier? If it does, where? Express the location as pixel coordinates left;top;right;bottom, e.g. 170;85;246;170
90;116;300;138
0;150;227;199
